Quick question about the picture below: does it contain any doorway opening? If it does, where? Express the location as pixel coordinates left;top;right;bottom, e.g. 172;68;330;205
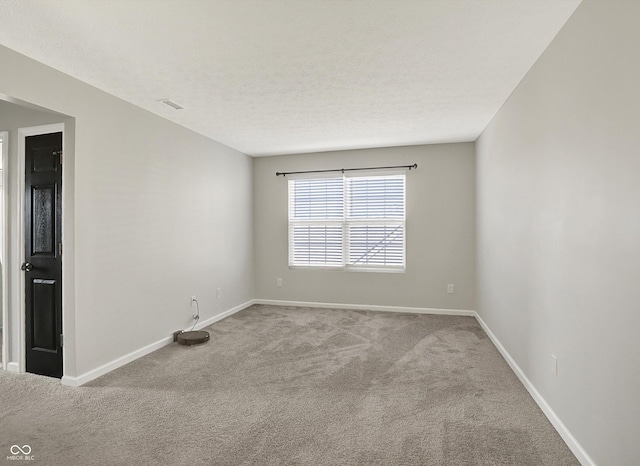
0;96;73;381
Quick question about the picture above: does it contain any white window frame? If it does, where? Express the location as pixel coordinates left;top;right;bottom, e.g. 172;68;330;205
288;170;406;273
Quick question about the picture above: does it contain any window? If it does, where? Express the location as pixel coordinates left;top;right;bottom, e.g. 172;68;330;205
288;171;406;271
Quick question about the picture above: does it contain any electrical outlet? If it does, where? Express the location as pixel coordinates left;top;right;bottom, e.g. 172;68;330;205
277;278;283;287
447;284;455;294
551;354;558;378
191;296;197;306
216;288;221;299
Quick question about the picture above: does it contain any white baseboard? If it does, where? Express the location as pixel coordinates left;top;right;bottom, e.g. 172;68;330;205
474;313;595;466
254;299;476;316
62;299;255;387
62;336;173;387
6;362;20;373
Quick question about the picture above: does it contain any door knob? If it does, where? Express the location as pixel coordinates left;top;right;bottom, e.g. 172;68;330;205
21;262;33;272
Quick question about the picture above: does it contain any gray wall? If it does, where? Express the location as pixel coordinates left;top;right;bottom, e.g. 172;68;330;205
0;45;254;378
254;143;476;310
476;1;640;464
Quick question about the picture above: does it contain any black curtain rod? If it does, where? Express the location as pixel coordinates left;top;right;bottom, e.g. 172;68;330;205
276;163;417;177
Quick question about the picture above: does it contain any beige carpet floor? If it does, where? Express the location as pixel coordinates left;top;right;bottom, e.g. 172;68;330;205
1;304;578;465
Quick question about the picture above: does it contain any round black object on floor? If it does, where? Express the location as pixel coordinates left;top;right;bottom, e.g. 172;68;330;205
177;330;210;346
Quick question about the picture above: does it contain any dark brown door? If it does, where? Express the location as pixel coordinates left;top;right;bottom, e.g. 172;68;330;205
24;132;63;378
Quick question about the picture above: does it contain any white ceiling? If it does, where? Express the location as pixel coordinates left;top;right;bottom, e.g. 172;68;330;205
0;0;581;156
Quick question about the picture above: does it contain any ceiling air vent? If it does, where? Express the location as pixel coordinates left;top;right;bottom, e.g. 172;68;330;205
158;98;184;110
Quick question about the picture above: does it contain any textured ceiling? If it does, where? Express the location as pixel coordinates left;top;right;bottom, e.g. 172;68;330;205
0;0;581;156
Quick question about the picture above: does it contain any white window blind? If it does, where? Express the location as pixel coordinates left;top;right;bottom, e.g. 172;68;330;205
288;172;406;270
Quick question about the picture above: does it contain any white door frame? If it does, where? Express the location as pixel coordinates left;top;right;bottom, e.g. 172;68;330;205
0;130;7;369
16;123;65;374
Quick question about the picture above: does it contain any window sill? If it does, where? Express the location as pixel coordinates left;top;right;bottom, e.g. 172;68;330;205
288;266;406;274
